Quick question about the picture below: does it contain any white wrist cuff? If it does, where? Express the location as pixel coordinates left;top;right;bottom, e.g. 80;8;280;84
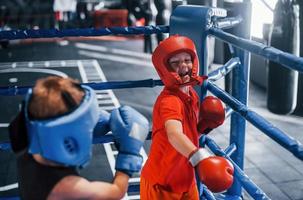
189;148;211;167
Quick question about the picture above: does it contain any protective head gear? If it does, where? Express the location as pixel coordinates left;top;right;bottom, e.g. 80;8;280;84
24;85;99;168
152;35;206;89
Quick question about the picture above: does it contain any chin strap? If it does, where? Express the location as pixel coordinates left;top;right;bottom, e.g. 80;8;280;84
179;75;208;87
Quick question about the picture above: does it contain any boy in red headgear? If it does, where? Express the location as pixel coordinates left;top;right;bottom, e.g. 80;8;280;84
140;35;234;199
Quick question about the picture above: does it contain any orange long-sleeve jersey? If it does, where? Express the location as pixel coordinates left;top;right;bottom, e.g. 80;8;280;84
141;87;200;193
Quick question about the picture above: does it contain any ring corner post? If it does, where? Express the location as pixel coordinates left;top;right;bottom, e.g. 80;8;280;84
227;0;252;198
170;5;212;99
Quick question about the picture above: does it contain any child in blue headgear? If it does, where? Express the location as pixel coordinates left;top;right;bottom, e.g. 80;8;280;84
9;76;149;200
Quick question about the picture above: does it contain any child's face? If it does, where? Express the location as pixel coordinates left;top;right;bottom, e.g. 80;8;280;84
168;52;193;83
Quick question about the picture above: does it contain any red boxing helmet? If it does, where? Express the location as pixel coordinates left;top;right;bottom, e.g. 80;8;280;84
152;35;206;89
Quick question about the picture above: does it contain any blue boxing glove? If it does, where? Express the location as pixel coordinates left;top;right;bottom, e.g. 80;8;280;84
93;110;111;136
110;106;149;177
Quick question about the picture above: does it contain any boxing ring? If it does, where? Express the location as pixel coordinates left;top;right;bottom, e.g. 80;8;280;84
1;3;303;200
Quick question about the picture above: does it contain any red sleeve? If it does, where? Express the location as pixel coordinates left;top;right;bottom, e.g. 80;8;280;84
159;96;183;122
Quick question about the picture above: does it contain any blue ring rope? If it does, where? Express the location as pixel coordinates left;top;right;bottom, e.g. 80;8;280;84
0;17;242;41
0;79;164;96
0;58;238;96
209;27;303;73
203;136;270;199
206;81;303;161
0;25;169;40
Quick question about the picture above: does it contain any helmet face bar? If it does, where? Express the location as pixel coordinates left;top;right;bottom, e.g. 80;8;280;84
25;85;99;168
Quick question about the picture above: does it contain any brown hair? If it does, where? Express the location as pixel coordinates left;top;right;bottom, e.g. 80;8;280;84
28;76;85;119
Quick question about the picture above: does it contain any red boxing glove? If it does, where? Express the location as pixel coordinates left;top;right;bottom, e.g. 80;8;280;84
197;96;225;134
189;149;234;193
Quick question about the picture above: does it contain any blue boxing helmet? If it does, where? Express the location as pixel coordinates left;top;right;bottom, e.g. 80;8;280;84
24;85;99;168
